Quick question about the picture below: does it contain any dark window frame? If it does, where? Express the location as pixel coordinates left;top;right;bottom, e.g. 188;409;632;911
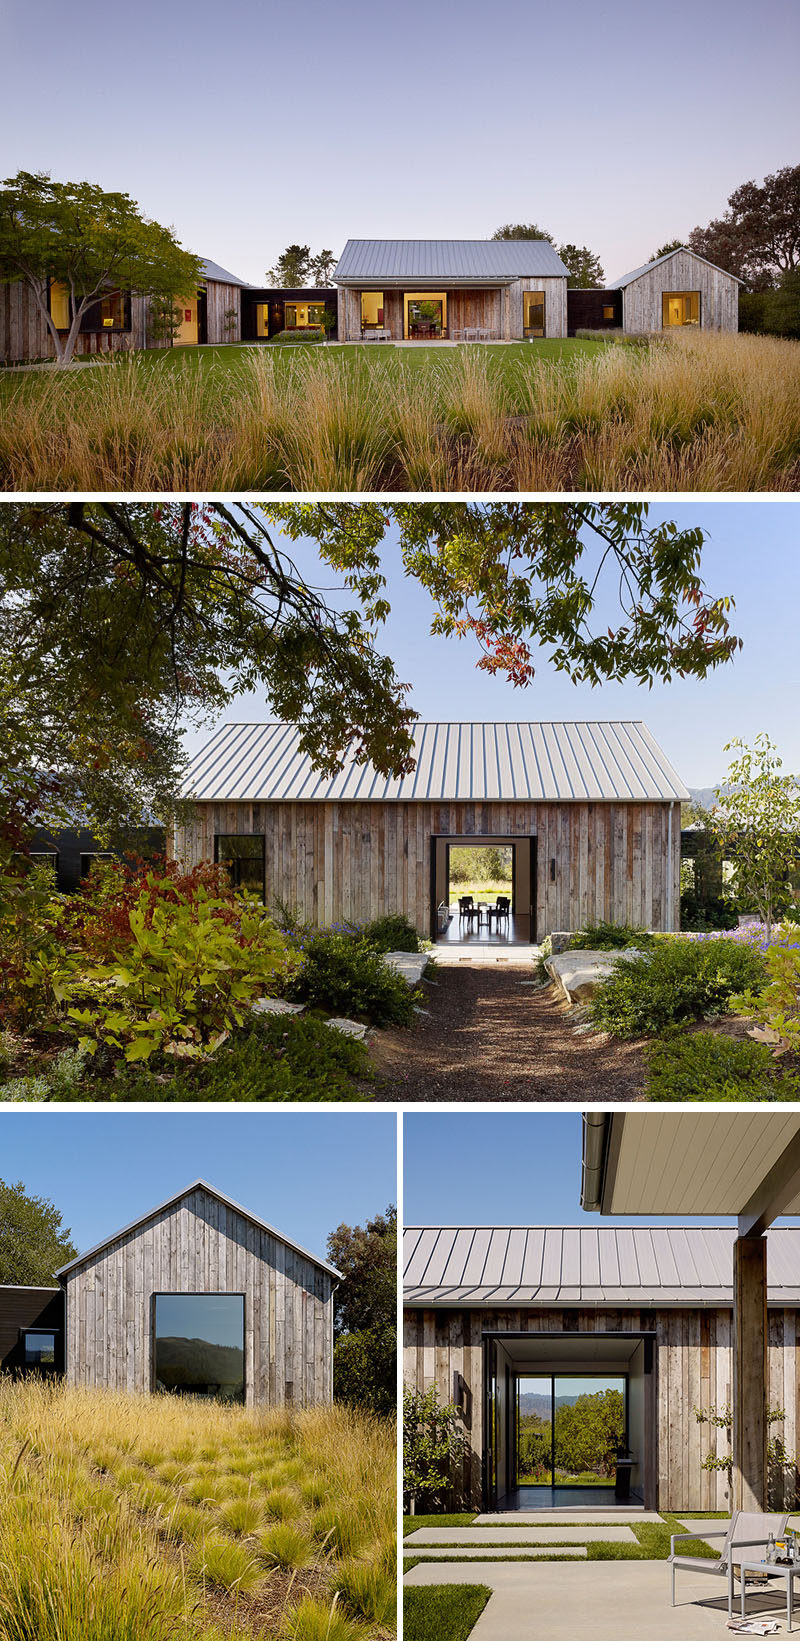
213;833;266;901
661;289;701;328
21;1327;60;1367
523;290;547;338
151;1291;246;1403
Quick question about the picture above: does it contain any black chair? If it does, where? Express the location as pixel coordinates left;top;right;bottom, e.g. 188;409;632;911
494;896;511;930
458;895;478;928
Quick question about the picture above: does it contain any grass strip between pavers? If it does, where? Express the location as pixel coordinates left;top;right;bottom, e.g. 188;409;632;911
403;1514;477;1535
404;1582;492;1641
404;1515;722;1565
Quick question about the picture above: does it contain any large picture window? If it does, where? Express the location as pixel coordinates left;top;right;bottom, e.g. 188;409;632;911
361;291;385;331
662;291;700;327
153;1294;245;1402
214;834;265;899
523;292;546;337
285;301;326;329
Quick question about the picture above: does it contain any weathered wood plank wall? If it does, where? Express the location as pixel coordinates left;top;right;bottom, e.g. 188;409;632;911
622;252;739;333
173;799;681;937
403;1305;800;1510
0;286;147;361
63;1186;333;1407
205;279;241;343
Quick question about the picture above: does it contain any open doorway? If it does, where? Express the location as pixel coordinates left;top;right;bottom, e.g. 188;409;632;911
431;836;536;944
515;1374;626;1506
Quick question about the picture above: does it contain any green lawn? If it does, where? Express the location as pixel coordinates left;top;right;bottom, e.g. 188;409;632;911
404;1514;478;1536
404;1584;491;1641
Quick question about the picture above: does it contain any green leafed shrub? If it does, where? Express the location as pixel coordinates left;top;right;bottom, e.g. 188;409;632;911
730;926;800;1052
589;936;767;1038
288;932;419;1026
269;328;325;345
570;921;655;951
645;1029;800;1101
363;913;422;953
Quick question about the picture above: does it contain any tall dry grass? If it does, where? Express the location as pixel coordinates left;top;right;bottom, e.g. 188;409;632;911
0;330;797;490
0;1378;396;1641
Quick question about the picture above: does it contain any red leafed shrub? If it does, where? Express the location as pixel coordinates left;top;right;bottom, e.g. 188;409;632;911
58;857;240;960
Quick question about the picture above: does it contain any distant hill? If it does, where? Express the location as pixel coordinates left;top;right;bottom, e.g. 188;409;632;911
518;1391;584;1418
155;1335;243;1396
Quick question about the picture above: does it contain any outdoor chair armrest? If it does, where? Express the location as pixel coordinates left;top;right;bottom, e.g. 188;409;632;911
670;1529;727;1554
730;1537;776;1552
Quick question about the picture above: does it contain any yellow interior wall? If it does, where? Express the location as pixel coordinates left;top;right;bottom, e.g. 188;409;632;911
174;294;198;346
403;291;447;338
361;291;384;328
662;291;700;327
255;303;270;337
50;281;71;328
523;291;546;335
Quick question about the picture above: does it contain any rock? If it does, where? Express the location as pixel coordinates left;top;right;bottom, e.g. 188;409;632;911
382;951;431;986
547;931;574;955
324;1017;369;1041
545;948;644;1004
250;997;305;1016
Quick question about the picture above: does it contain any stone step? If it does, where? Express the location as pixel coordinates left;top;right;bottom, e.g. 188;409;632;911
406;1524;637;1546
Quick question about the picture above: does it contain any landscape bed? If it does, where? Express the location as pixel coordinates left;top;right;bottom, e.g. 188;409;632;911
1;331;798;491
0;1378;396;1641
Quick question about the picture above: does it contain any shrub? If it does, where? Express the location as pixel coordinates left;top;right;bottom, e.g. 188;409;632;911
282;1596;366;1641
288;932;419;1026
731;926;800;1051
363;913;422;953
403;1384;468;1513
189;1531;266;1594
590;936;767;1038
645;1029;800;1101
258;1521;313;1568
569;921;654;951
269;328;325;345
332;1558;396;1625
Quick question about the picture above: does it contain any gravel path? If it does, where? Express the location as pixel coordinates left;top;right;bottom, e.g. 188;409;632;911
370;966;646;1101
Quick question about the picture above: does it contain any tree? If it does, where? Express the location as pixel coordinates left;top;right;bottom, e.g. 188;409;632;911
0;171;204;368
0;1178;77;1285
1;503;740;847
148;294;183;348
688;164;800;288
327;1205;396;1416
266;243;311;286
557;243;604;287
710;734;800;940
492;222;554;242
652;240;685;261
763;268;800;339
554;1389;624;1477
310;249;337;286
403;1383;468;1511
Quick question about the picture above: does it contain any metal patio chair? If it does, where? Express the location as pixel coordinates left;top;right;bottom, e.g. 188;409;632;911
669;1511;790;1613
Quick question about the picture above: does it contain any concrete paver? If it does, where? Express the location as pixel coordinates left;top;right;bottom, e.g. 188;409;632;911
406;1545;588;1559
403;1561;762;1639
473;1509;663;1524
406;1525;638;1545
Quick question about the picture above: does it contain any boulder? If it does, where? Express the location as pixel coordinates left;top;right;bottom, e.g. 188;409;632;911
324;1017;369;1041
382;950;430;986
545;948;644;1004
250;997;305;1016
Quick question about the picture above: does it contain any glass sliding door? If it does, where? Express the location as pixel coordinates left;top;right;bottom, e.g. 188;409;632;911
514;1374;626;1489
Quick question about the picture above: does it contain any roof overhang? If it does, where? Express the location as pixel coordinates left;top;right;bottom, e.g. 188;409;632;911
581;1112;800;1233
334;275;516;289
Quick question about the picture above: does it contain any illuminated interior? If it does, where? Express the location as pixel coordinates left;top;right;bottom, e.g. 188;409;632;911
49;281;71;329
662;291;700;327
174;295;198;346
404;292;447;339
361;291;385;330
285;301;326;329
255;303;270;337
97;290;125;328
603;305;615;320
523;291;546;337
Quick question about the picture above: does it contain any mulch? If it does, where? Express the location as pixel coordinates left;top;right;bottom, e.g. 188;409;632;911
368;966;647;1102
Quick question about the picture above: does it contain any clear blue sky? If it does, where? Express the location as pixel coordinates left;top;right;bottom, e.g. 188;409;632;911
0;1110;396;1262
183;501;799;791
5;0;797;285
403;1111;800;1228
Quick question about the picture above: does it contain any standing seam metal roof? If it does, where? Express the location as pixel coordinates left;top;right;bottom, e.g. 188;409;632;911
333;239;570;284
183;722;688;804
200;257;250;287
608;246;745;289
403;1226;800;1306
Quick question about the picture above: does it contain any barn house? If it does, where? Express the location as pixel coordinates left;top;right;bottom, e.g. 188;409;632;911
0;257;247;363
173;720;688;943
332;240;570;341
0;1181;339;1407
567;246;742;336
403;1221;800;1513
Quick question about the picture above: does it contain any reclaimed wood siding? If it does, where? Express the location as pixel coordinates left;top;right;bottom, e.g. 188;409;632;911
63;1187;333;1407
0;285;147;362
506;276;568;339
205;280;241;344
173;799;681;937
446;289;503;334
404;1305;800;1510
622;252;739;333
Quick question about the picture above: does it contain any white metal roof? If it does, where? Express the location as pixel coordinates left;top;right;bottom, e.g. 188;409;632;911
56;1180;341;1281
200;257;249;287
184;721;688;804
403;1224;800;1307
608;246;744;289
333;238;570;286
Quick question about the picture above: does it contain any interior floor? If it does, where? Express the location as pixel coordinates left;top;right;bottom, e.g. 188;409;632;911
437;908;527;946
496;1484;644;1511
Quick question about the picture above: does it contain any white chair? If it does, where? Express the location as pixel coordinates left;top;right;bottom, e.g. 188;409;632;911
669;1511;790;1613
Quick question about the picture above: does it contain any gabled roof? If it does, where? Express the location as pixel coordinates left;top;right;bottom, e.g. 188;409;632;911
183;721;689;804
200;257;250;288
608;246;744;288
333;238;570;286
56;1180;341;1281
403;1224;800;1307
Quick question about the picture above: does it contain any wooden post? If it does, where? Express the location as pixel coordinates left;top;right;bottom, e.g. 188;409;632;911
733;1235;767;1511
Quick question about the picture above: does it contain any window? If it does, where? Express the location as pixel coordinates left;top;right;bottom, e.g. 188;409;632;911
603;305;615;320
361;291;384;330
24;1331;57;1366
49;281;71;329
153;1294;245;1402
29;851;58;875
255;302;270;338
284;301;326;330
80;852;115;877
215;834;265;899
523;292;546;337
98;290;126;328
662;291;700;327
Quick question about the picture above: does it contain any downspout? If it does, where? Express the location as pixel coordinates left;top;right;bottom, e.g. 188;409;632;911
667;803;674;933
580;1112;611;1212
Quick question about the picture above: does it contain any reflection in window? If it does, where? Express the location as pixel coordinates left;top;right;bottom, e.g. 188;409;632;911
24;1331;57;1366
361;291;384;330
154;1294;245;1402
215;834;265;899
662;291;700;327
523;292;546;337
49;282;71;329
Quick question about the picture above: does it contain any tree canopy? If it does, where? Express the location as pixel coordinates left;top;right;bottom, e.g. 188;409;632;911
0;502;740;846
328;1205;396;1417
688;164;800;288
492;222;554;242
0;171;203;367
266;244;338;287
651;240;685;261
711;734;800;939
0;1178;77;1285
558;244;604;287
